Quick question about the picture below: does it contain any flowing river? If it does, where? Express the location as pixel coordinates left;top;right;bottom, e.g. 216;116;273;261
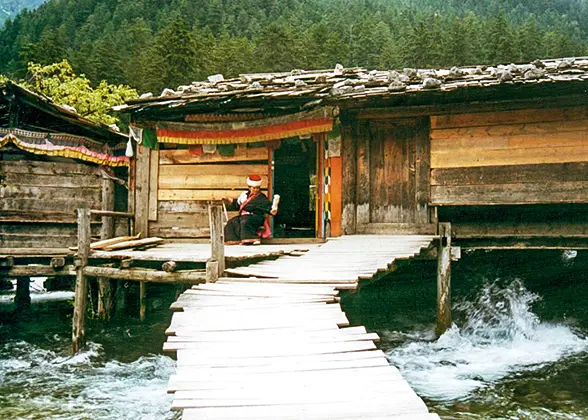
1;250;588;419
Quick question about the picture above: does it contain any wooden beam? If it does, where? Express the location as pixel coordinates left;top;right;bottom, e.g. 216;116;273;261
208;203;225;276
83;266;207;283
436;222;451;337
135;145;151;237
148;149;159;222
72;208;91;354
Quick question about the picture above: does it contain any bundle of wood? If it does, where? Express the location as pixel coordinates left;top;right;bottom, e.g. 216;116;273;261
70;234;164;252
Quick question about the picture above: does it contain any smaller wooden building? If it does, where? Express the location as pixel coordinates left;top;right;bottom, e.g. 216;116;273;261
0;81;129;251
117;57;588;248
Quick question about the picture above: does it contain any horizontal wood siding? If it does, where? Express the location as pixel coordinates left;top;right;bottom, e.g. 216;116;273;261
151;145;269;238
430;106;588;206
0;159;103;248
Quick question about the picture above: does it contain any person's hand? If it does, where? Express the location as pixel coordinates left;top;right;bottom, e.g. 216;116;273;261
222;197;233;205
270;209;278;216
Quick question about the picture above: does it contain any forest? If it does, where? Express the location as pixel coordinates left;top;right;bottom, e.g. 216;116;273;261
1;0;587;95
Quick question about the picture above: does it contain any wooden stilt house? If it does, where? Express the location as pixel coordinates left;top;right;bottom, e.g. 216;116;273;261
117;57;588;247
0;81;129;251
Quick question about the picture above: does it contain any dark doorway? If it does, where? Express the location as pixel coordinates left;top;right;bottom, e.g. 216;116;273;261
272;137;316;238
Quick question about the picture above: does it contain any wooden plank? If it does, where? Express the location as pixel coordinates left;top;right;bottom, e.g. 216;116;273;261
148;149;159;221
159;173;268;190
452;221;588;238
430;163;588;186
158;189;246;201
158;201;208;213
149;226;210;238
0;160;101;176
431;129;588;154
0;185;100;200
83;266;206;283
159;163;267;178
431;181;588;205
102;237;164;250
431;106;588;129
134;145;151;237
159;146;267;164
431;142;588;169
1;173;101;188
0;265;75;277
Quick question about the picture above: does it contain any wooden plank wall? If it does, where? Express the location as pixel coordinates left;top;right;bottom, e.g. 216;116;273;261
151;145;268;238
0;157;103;248
430;106;588;205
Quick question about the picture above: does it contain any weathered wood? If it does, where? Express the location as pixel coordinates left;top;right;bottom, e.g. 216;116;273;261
73;208;91;354
431;181;588;205
415;118;431;223
83;266;206;283
430;162;588;186
206;259;219;283
160;146;267;165
0;160;101;176
0;210;77;223
135;145;151;242
356;223;437;235
159;163;266;179
87;234;142;250
158;189;245;201
90;210;135;218
1;172;101;188
98;176;115;320
436;222;451;337
120;259;133;269
356;121;371;225
451;221;588;238
103;237;164;251
0;256;15;267
148;149;159;222
153;210;238;229
431;106;588;129
159;174;269;190
431;139;588;169
208;203;225;276
162;261;178;272
140;281;146;321
149;226;211;238
340;123;357;234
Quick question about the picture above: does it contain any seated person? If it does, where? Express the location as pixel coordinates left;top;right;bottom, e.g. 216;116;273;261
224;174;277;245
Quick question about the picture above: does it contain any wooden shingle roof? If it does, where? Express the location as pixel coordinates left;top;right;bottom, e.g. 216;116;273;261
116;57;588;117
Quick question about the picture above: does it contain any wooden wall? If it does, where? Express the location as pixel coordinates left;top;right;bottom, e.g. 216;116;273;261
0;155;104;248
430;106;588;205
148;144;269;238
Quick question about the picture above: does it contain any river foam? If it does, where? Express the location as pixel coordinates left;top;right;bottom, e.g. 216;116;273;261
385;279;588;401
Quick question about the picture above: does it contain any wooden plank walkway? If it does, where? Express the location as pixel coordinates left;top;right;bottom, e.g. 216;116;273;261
165;235;438;419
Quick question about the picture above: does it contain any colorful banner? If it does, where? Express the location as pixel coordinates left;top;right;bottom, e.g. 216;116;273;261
0;128;129;167
156;107;337;145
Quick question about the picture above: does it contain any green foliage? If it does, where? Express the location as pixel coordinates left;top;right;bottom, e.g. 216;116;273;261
1;0;588;94
24;60;137;125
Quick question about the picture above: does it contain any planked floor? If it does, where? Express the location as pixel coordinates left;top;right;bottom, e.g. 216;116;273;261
165;235;438;419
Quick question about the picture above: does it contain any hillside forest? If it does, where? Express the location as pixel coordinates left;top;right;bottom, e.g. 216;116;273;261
1;0;587;96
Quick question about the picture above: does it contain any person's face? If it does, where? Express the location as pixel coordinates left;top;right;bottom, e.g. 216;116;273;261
248;186;261;194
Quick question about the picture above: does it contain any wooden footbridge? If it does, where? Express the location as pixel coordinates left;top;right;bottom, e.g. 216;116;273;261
164;235;440;419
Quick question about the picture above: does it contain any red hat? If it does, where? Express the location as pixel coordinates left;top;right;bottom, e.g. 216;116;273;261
247;174;262;187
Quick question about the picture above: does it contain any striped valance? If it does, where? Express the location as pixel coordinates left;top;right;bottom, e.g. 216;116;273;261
0;128;129;167
156;107;337;145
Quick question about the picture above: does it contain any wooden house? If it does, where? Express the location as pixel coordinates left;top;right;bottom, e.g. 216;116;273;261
0;81;129;251
116;57;588;248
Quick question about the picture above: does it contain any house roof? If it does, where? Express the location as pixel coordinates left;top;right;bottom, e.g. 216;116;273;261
116;57;588;118
1;81;127;145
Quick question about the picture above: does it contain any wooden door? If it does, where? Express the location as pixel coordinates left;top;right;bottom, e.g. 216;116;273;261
368;118;429;224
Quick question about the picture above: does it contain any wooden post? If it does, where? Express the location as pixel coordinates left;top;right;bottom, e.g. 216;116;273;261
98;177;115;320
72;207;91;354
135;145;151;238
436;222;452;337
15;277;31;314
208;202;225;277
139;281;146;321
206;259;219;283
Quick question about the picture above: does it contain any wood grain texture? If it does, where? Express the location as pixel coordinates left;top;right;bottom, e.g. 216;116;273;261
431;106;588;129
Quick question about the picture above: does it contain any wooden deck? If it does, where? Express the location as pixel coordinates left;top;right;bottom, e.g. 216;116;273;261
165;235;438;419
